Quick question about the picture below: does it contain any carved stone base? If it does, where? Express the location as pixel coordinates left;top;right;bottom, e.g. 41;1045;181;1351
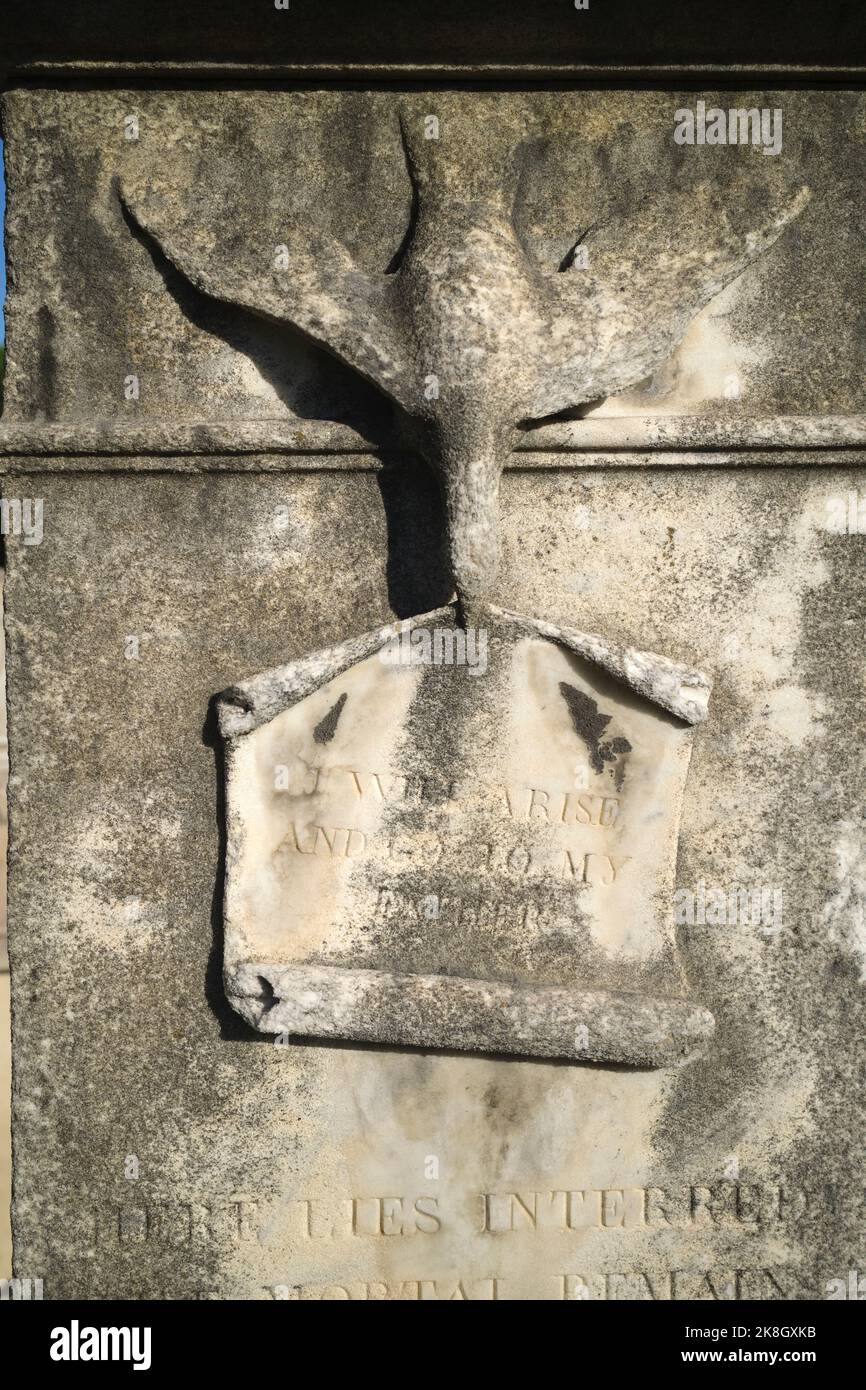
228;962;715;1067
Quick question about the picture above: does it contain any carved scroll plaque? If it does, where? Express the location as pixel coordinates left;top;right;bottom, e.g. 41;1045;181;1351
218;607;713;1065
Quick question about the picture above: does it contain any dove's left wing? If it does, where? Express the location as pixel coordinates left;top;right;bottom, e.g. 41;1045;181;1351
119;176;415;413
529;182;810;419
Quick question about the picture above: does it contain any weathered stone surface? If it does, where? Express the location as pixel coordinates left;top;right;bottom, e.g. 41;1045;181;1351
231;964;714;1068
3;75;866;1303
2;413;866;462
5;86;857;433
4;462;866;1298
0;87;854;608
218;608;712;1065
117;93;808;605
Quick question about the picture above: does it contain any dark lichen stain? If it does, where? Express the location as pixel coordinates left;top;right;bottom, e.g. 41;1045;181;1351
313;691;348;744
318;622;637;992
559;681;631;788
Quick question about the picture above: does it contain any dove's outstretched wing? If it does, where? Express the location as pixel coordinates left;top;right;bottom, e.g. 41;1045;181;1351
530;182;811;419
119;177;415;413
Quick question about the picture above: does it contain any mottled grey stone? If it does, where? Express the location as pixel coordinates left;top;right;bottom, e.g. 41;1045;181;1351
3;78;866;1302
217;607;712;1065
118;94;808;606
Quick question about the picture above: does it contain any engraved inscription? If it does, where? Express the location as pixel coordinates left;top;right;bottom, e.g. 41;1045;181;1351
221;625;710;1056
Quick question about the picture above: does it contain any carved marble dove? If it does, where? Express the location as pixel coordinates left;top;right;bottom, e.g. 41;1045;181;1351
120;107;810;612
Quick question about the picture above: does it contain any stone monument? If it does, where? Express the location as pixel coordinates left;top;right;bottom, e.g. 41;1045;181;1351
2;8;865;1300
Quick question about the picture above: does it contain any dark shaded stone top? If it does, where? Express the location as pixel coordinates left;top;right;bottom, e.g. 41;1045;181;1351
0;0;863;76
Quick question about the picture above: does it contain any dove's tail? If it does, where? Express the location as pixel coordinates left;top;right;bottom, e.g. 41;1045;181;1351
432;427;511;619
398;103;536;214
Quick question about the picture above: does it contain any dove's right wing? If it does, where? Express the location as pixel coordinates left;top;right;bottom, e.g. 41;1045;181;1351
530;182;810;419
119;177;415;413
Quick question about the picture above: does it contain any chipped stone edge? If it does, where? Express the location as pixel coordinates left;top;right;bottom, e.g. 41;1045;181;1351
1;415;866;462
217;605;711;737
227;962;715;1068
492;607;711;726
216;608;454;738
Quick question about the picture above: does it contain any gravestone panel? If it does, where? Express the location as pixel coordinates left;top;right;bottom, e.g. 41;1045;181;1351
2;64;865;1302
219;612;712;1065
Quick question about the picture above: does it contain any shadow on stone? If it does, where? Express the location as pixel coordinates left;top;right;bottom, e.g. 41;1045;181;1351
119;191;396;442
203;694;259;1042
376;457;454;618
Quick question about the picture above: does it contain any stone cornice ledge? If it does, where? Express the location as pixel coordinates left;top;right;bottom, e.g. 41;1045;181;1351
13;62;866;82
1;416;865;469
